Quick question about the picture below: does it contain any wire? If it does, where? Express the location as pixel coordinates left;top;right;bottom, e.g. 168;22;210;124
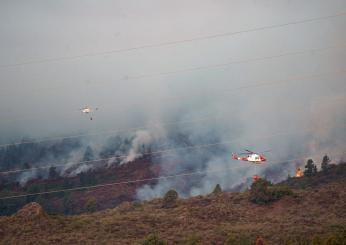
122;44;346;81
1;10;345;68
0;155;325;200
1;62;345;149
0;131;289;174
0;115;214;148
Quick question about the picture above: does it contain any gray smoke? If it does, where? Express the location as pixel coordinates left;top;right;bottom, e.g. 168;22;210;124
0;1;345;194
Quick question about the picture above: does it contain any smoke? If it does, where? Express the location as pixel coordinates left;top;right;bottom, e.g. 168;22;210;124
0;1;345;195
120;130;153;164
305;95;346;166
18;169;40;186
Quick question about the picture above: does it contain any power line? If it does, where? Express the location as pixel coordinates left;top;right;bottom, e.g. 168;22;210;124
0;156;308;200
0;115;214;148
0;131;289;175
1;62;345;149
122;44;346;81
1;11;346;68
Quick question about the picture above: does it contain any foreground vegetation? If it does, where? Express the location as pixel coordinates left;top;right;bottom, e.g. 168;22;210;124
0;163;345;244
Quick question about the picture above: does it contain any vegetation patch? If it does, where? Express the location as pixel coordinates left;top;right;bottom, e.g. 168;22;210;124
142;233;166;245
162;189;178;209
249;179;293;204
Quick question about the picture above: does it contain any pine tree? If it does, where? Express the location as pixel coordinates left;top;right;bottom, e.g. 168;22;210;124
304;159;317;177
48;166;58;179
321;154;330;174
63;193;74;214
83;146;94;161
212;184;222;194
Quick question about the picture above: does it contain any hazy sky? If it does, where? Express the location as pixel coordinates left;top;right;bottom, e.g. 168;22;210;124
0;0;345;144
1;0;346;197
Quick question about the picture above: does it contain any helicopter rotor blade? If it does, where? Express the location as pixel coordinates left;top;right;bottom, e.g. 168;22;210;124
244;149;254;153
261;149;271;153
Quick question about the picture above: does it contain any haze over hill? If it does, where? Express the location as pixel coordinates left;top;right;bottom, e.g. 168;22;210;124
0;0;345;206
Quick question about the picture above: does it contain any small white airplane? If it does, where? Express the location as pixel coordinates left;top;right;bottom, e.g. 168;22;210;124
80;106;98;120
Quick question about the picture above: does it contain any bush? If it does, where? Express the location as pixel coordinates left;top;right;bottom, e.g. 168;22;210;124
162;189;178;208
312;232;346;245
249;179;293;204
268;185;293;200
142;234;166;245
225;234;253;245
283;232;346;245
85;198;98;213
282;237;310;245
184;234;201;245
249;179;272;204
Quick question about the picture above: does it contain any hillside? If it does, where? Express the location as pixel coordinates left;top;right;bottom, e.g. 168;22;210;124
0;156;161;215
1;164;345;244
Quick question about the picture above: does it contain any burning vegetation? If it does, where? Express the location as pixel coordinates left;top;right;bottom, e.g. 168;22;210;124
295;167;304;178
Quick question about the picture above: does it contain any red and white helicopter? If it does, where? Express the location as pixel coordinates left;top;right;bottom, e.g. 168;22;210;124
232;149;267;164
232;149;269;181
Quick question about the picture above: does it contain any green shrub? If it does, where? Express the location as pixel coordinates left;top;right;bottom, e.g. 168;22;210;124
142;234;166;245
268;185;293;200
282;232;346;245
162;189;178;208
184;234;201;245
312;233;346;245
224;234;252;245
249;179;293;204
85;197;98;213
249;179;272;204
282;237;310;245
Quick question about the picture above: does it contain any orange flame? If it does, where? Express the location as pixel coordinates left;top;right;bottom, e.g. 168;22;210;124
295;168;303;178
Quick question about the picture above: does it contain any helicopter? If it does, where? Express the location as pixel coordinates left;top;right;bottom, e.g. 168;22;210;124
80;106;98;120
232;149;269;182
231;149;268;164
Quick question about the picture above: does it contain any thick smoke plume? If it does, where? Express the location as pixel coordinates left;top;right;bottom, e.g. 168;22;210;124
0;1;345;196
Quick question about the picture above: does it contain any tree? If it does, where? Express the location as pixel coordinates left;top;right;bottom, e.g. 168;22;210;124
63;193;74;214
23;162;31;169
212;184;222;194
304;159;317;177
83;146;94;162
79;171;97;186
321;154;331;174
48;166;58;179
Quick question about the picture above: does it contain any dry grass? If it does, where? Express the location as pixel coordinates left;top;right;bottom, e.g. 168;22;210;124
0;179;345;244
